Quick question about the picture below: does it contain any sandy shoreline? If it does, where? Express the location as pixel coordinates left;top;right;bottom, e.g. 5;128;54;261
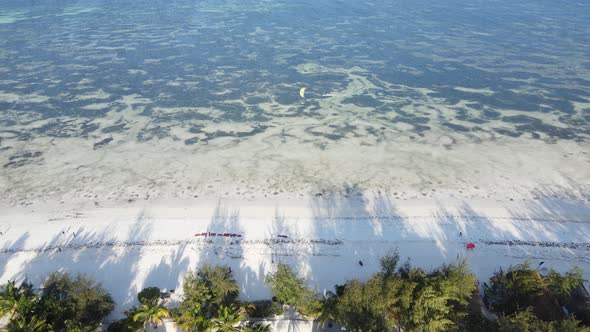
1;0;590;326
2;195;590;320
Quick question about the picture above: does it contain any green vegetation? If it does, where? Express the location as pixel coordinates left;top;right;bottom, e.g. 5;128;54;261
0;272;114;331
210;304;247;332
0;280;34;321
137;287;161;307
243;321;272;332
495;308;590;332
110;264;264;332
174;264;245;331
2;258;589;332
482;261;590;330
41;272;115;329
319;253;478;332
132;302;170;330
265;263;322;317
247;300;283;318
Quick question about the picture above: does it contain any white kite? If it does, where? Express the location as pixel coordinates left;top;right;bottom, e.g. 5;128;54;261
299;87;307;98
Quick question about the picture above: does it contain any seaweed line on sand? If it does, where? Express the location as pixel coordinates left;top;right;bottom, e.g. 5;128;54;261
480;239;590;250
0;238;344;254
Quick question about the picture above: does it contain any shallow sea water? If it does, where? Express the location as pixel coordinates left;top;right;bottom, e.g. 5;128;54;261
1;0;589;206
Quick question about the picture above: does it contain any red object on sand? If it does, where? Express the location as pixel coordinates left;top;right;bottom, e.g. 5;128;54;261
466;242;475;249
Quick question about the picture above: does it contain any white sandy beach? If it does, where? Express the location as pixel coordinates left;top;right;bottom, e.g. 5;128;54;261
1;63;589;326
1;1;590;328
2;195;590;322
2;62;589;325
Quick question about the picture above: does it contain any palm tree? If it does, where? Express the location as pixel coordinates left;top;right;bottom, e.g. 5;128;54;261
175;306;213;332
317;293;339;329
7;316;48;332
0;280;20;319
64;320;98;332
1;281;35;317
242;302;256;316
133;303;170;330
197;265;240;310
244;322;272;332
1;281;48;332
211;304;246;332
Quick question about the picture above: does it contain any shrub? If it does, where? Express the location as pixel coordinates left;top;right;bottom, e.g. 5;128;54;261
297;290;323;318
484;261;587;322
248;300;284;318
178;264;240;322
332;259;477;332
497;308;590;332
41;272;115;330
545;267;585;302
106;318;132;332
484;261;546;316
137;287;161;306
265;263;323;317
0;280;36;320
265;263;306;306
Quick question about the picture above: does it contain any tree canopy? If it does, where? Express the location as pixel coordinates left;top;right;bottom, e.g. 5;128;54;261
329;254;478;332
3;258;589;332
1;273;114;331
485;261;587;322
264;263;321;318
